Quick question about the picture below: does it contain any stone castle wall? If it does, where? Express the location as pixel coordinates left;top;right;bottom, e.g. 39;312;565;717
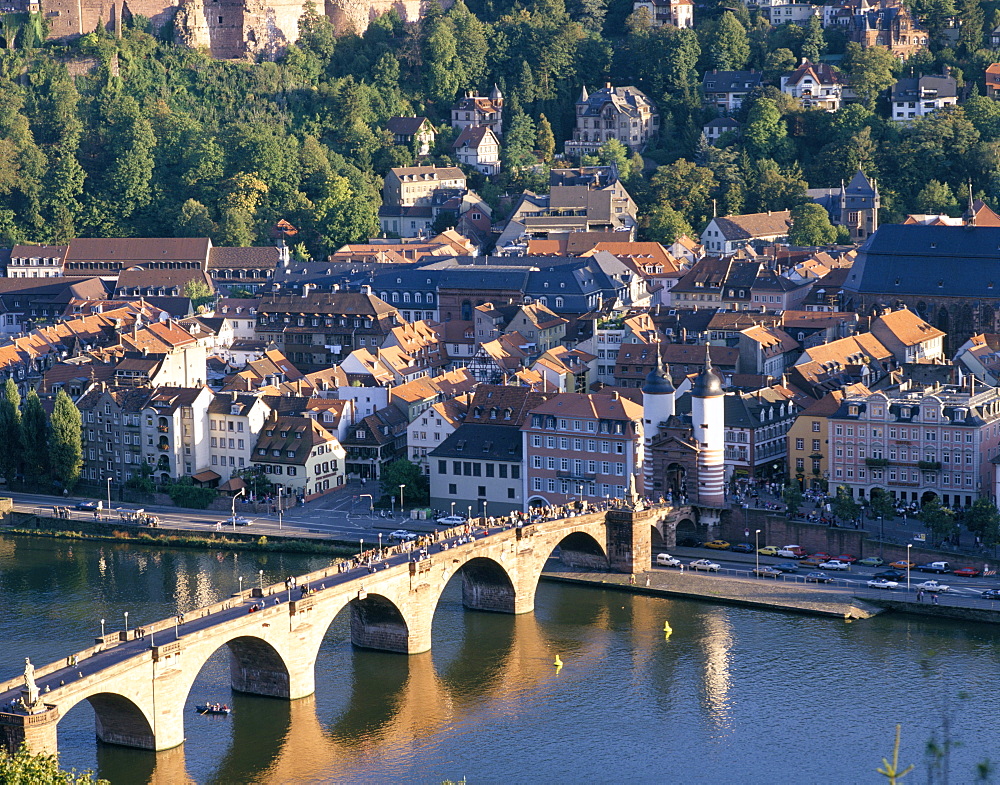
41;0;448;58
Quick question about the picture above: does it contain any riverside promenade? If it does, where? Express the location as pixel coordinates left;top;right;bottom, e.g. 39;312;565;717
541;568;885;620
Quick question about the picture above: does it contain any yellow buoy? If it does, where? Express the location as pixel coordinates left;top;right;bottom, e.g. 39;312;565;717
554;655;563;668
664;621;672;633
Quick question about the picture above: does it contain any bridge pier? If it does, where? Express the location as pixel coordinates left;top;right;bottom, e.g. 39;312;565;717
605;508;652;574
0;706;59;757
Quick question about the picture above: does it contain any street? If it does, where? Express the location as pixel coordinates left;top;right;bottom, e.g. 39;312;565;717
7;486;426;544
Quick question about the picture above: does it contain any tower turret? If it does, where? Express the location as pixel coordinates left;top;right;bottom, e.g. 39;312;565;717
690;346;725;509
642;345;675;497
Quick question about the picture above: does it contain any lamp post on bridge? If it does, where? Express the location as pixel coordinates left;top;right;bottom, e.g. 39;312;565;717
755;529;761;573
277;487;283;530
399;484;405;516
106;477;112;515
124;611;129;638
100;618;105;638
907;543;912;594
238;576;243;595
450;501;455;518
259;569;264;593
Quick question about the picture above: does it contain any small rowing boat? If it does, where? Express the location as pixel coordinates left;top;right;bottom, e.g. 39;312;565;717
195;703;231;715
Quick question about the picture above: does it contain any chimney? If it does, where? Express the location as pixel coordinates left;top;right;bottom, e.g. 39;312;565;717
612;390;619;401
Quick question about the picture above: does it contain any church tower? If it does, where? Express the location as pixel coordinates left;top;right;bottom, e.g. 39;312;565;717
642;345;675;497
690;347;725;510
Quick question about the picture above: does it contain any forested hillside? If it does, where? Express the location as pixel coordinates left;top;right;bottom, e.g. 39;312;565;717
1;0;1000;255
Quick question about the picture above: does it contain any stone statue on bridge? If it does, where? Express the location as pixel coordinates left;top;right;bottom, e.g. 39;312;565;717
22;658;39;709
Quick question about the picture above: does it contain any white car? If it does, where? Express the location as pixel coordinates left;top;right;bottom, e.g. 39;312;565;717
689;559;721;572
655;553;681;568
916;580;951;593
388;529;418;542
226;516;254;526
867;578;899;590
819;560;851;571
436;515;467;526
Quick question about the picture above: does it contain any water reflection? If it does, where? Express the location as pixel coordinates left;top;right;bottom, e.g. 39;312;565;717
697;613;733;733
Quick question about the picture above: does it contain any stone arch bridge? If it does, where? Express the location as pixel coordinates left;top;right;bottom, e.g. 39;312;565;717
0;505;684;758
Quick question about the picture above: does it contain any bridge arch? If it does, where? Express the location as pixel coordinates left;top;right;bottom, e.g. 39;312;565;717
349;593;411;654
57;690;156;751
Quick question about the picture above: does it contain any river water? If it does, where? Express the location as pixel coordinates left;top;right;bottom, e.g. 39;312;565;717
1;533;999;784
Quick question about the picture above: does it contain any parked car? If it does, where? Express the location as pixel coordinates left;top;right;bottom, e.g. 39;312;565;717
753;566;782;578
917;561;951;574
757;545;780;556
689;559;721;572
982;588;1000;600
819;560;851;571
834;554;858;564
954;567;982;577
889;560;916;571
806;571;834;583
808;552;832;562
800;557;825;568
436;515;467;526
868;578;899;590
678;537;703;548
874;569;905;581
729;543;754;554
858;557;885;567
389;529;418;542
772;562;800;573
656;553;681;568
777;545;807;559
915;580;950;593
76;500;102;511
704;539;731;550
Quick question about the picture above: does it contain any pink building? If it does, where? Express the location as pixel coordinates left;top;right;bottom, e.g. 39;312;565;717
828;385;1000;508
522;392;643;507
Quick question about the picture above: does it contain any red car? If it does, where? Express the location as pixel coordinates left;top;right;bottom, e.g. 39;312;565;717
953;567;982;577
835;554;858;564
809;552;831;561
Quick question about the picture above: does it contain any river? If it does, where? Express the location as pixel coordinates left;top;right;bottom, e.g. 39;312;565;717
1;533;999;784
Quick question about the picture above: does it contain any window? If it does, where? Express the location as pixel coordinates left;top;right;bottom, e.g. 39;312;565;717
795;438;804;450
508;488;516;499
449;483;457;495
811;421;820;432
438;460;447;474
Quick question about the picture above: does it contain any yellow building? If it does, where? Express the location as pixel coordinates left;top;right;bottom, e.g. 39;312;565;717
787;385;868;491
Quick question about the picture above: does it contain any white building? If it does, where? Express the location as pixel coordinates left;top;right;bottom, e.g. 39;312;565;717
632;0;693;27
890;74;957;122
141;386;215;483
453;126;501;175
207;392;273;482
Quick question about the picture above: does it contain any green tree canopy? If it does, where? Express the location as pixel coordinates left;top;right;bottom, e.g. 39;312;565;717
708;11;750;71
919;498;958;544
380;458;429;506
0;379;22;483
0;744;105;784
21;389;48;483
789;202;838;246
48;389;83;492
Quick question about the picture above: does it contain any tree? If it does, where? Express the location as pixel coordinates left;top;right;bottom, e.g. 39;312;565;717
183;279;214;309
175;199;215;238
845;43;900;110
964;497;1000;546
0;379;22;483
0;744;105;784
536;113;556;163
48;389;82;492
915;179;959;215
708;11;750;71
126;462;155;495
869;488;896;524
642;202;694;243
789;202;838;246
502;111;537;173
801;15;826;63
21;390;48;483
380;458;428;506
743;98;786;159
920;498;958;544
596;138;633;179
831;485;860;523
783;484;804;517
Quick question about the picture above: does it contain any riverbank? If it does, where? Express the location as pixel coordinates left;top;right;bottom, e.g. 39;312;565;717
0;524;359;558
541;567;884;620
